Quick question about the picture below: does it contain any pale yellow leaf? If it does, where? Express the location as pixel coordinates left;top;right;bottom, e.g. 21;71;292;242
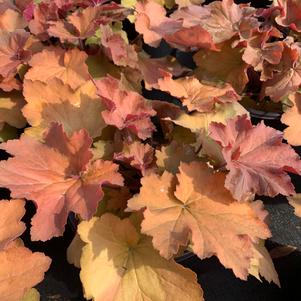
165;102;248;133
249;240;280;286
77;214;204;301
21;288;40;301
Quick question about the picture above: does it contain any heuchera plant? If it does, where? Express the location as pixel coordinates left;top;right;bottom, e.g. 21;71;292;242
3;0;301;299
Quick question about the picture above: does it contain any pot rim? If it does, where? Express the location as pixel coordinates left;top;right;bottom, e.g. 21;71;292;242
247;107;282;120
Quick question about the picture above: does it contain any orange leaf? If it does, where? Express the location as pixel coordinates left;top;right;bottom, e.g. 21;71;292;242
95;75;156;140
281;93;301;146
127;161;271;280
194;39;249;93
0;199;51;300
25;47;90;90
158;74;240;112
0;124;123;241
0;199;25;250
23;79;105;138
0;242;51;301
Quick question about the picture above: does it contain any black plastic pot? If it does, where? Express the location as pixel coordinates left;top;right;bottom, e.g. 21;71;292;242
247;107;287;132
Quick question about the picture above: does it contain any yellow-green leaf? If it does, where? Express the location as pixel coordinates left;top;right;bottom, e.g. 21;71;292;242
77;214;204;301
21;288;40;301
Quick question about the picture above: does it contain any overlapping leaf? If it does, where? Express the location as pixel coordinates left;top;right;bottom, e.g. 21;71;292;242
0;90;26;130
171;0;258;44
28;1;60;40
94;75;156;139
48;4;130;43
0;3;27;32
275;0;301;32
76;213;204;301
193;39;249;93
100;25;138;69
261;40;301;101
0;29;31;78
114;141;155;175
0;123;123;241
25;47;90;90
0;199;51;301
242;28;284;81
23;79;106;138
209;114;301;201
158;73;240;112
165;102;248;133
127;161;271;280
135;0;182;47
281;92;301;146
249;240;280;286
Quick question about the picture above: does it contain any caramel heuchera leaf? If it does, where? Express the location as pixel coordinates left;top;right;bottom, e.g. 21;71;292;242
0;199;51;301
242;28;284;81
77;213;204;301
23;79;106;138
171;0;258;44
261;40;301;101
28;1;60;40
158;74;240;112
138;54;185;90
114;141;155;176
281;92;301;146
25;47;90;90
194;39;249;93
156;141;197;173
0;199;25;250
0;90;26;130
249;240;280;286
0;29;30;78
165;102;248;133
127;161;271;280
0;5;27;32
275;0;301;32
100;25;138;69
135;0;182;47
0;241;51;301
209;114;301;201
95;75;156;139
47;5;130;43
0;123;123;241
164;25;218;52
47;6;105;43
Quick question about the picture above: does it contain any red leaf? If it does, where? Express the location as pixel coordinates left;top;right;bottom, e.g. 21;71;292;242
47;5;130;43
0;29;31;77
164;25;218;52
242;28;284;81
100;25;138;68
135;0;182;47
95;75;156;140
28;1;60;41
114;141;155;175
171;0;258;44
275;0;301;32
261;40;301;101
0;123;123;241
209;115;301;201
